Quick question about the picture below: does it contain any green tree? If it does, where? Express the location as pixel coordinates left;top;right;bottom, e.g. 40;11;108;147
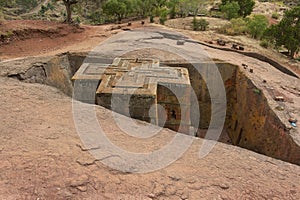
264;6;300;58
103;0;166;22
221;0;255;18
220;1;240;20
166;0;189;18
103;0;127;21
177;0;190;17
168;0;179;19
132;0;145;17
137;0;163;18
238;0;255;17
247;14;269;39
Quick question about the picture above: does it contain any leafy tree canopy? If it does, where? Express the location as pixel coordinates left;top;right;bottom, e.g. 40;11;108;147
247;14;268;39
220;1;240;20
221;0;255;18
264;6;300;58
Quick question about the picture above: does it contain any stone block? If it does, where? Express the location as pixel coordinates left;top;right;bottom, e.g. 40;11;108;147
73;58;191;134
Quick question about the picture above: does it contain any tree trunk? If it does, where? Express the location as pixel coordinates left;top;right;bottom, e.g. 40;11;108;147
117;14;122;22
194;8;199;17
63;0;78;24
65;2;72;23
291;49;295;59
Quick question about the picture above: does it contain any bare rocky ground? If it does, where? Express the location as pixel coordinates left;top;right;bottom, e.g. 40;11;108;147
164;17;300;76
1;77;300;199
0;20;300;199
0;20;142;60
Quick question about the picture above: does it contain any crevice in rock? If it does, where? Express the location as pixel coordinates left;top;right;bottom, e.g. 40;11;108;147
236;128;243;145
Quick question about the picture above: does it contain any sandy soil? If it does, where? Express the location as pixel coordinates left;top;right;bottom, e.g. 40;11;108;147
0;20;144;60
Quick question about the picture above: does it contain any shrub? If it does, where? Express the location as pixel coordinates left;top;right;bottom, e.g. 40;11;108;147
38;2;54;16
88;11;103;24
159;16;167;25
169;4;176;19
192;18;209;31
39;5;48;16
6;31;13;37
218;18;247;35
0;30;14;40
260;40;269;48
271;12;279;19
75;16;81;24
150;15;154;23
198;18;209;31
47;2;54;11
159;9;168;25
192;17;198;30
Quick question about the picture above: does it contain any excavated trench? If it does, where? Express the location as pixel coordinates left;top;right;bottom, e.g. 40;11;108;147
3;52;300;165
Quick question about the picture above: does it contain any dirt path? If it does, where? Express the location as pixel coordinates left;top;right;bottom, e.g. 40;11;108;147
0;20;143;61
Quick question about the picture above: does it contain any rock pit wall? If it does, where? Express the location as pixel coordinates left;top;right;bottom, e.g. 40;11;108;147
1;53;299;165
44;55;73;96
1;52;86;97
226;70;300;165
165;62;237;129
165;61;300;165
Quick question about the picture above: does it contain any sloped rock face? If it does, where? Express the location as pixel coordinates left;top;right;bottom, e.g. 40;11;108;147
43;55;74;96
170;61;300;165
0;52;86;96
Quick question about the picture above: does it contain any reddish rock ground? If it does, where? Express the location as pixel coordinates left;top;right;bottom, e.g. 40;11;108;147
0;20;142;60
0;20;299;199
0;77;300;199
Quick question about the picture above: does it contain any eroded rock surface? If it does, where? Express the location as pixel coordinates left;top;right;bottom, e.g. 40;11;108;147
0;77;300;199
